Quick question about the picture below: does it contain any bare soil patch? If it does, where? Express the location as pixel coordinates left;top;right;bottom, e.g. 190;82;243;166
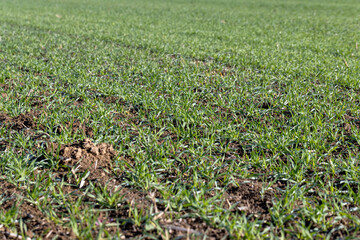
47;138;117;186
0;111;44;133
0;139;8;151
159;217;228;239
0;83;10;91
1;202;73;240
224;180;278;220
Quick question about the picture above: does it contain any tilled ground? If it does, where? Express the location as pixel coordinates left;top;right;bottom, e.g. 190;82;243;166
1;2;360;236
0;106;284;239
0;110;356;239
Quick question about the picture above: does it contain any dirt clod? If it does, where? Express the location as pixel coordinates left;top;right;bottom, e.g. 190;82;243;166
49;138;116;171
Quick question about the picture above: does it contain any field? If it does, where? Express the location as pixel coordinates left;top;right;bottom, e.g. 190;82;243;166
1;0;360;239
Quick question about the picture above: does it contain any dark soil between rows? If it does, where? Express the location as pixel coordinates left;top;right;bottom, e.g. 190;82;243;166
0;111;43;132
159;217;228;239
2;95;359;239
0;111;94;140
0;179;73;239
38;138;233;239
224;181;276;220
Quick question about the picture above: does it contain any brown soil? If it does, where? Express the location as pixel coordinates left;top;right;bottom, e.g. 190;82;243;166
0;111;43;132
157;130;178;144
89;188;152;238
159;217;228;239
333;119;360;158
28;91;53;108
0;179;19;209
0;139;8;151
90;188;228;239
223;180;277;221
47;138;117;186
0;83;10;91
101;96;126;105
0;179;73;239
113;110;141;126
55;138;115;170
217;140;246;158
72;98;84;107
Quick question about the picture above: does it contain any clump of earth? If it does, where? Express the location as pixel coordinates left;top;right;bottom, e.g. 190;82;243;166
48;138;117;186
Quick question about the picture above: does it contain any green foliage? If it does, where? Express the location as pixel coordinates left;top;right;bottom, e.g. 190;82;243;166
0;0;360;238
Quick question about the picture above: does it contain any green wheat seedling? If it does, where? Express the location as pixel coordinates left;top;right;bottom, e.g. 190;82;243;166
0;0;360;238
